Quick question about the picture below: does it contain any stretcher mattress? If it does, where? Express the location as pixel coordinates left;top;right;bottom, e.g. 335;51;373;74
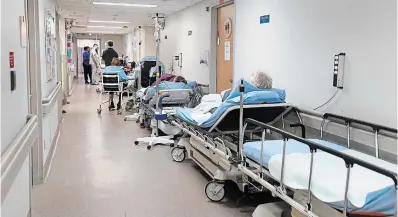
243;139;345;168
176;80;286;128
243;139;396;215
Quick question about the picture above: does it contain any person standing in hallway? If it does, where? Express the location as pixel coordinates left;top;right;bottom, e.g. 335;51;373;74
90;44;101;85
102;40;119;67
82;46;92;84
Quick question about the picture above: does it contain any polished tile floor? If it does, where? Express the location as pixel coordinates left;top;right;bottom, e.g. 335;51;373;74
32;81;252;217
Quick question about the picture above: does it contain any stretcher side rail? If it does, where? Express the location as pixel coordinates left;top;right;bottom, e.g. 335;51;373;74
244;118;398;217
323;113;397;134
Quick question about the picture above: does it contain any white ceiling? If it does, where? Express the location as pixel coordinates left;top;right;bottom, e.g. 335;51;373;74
58;0;204;34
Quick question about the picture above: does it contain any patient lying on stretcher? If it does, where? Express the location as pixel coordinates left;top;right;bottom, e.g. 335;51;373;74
190;72;275;124
142;76;192;102
138;76;192;128
222;71;273;101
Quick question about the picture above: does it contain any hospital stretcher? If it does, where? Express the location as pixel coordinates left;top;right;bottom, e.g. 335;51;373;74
133;84;208;150
240;115;397;217
168;80;298;201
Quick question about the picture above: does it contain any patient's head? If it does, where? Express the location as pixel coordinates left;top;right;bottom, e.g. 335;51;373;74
250;72;273;89
111;58;120;66
174;76;187;84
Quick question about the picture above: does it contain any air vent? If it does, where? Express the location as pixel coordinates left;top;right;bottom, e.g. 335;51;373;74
73;25;87;28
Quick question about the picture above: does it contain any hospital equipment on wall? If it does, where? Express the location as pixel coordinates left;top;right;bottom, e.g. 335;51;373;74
168;80;299;202
239;113;397;217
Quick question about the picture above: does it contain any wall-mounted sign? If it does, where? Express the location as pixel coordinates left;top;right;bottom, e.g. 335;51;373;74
260;15;270;24
9;52;15;68
188;30;192;36
224;41;231;61
224;18;232;39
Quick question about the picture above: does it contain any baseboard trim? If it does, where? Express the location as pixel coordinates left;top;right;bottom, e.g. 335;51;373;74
42;124;61;183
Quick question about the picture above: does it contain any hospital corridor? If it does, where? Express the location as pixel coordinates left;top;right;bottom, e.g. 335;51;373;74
1;0;398;217
31;82;250;217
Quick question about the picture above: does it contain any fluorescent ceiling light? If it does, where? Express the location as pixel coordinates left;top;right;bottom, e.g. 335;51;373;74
87;25;123;28
92;2;157;7
89;20;130;24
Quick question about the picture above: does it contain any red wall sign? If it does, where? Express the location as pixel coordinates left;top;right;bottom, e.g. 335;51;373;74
9;52;15;68
219;0;224;3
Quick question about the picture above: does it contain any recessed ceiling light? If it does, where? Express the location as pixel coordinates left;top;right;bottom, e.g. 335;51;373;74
92;2;158;7
89;20;130;24
87;25;123;28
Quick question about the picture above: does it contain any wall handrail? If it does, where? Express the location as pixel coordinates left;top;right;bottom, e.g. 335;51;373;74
323;113;397;134
42;82;62;114
1;114;38;203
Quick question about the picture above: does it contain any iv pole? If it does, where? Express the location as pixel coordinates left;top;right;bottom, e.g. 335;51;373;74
154;13;162;138
134;13;175;150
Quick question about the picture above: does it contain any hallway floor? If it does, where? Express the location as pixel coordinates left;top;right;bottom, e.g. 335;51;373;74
32;81;253;217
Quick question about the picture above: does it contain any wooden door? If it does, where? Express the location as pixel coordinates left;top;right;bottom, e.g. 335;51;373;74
216;3;234;93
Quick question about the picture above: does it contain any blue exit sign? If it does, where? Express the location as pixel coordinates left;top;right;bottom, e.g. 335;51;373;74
260;15;270;24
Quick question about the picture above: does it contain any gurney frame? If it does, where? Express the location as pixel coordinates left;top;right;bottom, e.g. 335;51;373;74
169;81;302;202
239;118;398;217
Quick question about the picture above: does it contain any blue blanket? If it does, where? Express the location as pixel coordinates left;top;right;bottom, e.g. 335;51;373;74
176;79;286;128
144;81;193;100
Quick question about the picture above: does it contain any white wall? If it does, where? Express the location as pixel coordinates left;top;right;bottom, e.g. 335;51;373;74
1;0;30;153
235;0;397;128
1;1;31;216
123;31;135;61
123;27;156;63
38;0;57;98
143;26;156;57
159;0;217;84
1;158;30;217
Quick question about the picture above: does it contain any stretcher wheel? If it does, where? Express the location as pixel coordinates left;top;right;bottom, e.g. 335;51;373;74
205;181;226;202
134;141;139;145
117;109;122;115
97;108;102;115
171;147;186;162
96;88;101;93
147;145;152;150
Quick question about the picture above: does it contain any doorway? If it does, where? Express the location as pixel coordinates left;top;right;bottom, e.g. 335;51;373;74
216;2;234;93
76;39;100;74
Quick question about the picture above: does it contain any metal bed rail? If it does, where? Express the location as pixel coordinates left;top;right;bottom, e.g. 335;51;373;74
321;113;398;158
241;118;397;217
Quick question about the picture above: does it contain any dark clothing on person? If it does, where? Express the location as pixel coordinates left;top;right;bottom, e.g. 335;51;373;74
102;47;119;66
83;51;90;65
83;64;92;84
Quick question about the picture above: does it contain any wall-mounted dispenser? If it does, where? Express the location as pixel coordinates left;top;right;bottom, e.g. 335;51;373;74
174;53;183;68
333;53;346;89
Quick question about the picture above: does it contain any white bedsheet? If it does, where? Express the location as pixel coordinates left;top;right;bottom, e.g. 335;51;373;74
268;149;396;208
189;94;222;124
